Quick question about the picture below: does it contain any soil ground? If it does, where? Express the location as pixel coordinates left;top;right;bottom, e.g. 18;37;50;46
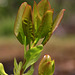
0;36;75;75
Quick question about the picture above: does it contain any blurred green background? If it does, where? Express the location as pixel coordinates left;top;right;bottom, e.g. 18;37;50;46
0;0;75;37
0;0;75;75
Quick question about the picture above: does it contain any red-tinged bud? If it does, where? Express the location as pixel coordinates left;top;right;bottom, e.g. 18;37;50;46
38;55;55;75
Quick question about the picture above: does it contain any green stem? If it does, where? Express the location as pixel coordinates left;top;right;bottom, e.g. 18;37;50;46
20;59;26;75
24;36;26;59
29;41;31;49
20;36;26;75
31;38;39;48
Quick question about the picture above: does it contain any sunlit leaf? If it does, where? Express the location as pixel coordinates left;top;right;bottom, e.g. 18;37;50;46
22;4;34;44
0;63;8;75
38;10;53;38
14;2;27;44
38;0;51;17
23;45;43;71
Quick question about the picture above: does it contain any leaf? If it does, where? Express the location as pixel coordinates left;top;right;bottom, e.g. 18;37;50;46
18;61;22;71
14;2;27;44
51;60;55;75
37;0;51;17
42;9;65;45
32;1;41;34
22;4;34;44
0;63;8;75
38;10;53;38
23;65;34;75
14;58;18;74
13;58;22;75
23;45;43;70
52;9;65;33
32;1;38;32
42;31;52;45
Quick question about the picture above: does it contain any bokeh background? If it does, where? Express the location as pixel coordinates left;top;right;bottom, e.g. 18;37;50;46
0;0;75;75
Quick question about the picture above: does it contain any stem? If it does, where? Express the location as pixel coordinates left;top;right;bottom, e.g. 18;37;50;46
20;59;26;75
20;37;39;75
24;36;26;59
31;38;39;48
29;41;31;49
20;36;26;75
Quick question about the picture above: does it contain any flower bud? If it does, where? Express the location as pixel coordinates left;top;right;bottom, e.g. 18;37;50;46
38;55;55;75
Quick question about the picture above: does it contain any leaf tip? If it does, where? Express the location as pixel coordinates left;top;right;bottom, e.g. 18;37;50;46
52;9;65;33
63;9;66;11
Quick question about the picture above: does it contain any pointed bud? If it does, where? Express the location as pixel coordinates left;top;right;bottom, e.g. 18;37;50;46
38;55;55;75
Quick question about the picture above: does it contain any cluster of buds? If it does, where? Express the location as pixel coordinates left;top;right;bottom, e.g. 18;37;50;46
14;0;65;46
14;0;65;75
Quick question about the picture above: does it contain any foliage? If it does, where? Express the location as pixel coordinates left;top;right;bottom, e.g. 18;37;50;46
0;17;14;36
0;0;65;75
0;63;8;75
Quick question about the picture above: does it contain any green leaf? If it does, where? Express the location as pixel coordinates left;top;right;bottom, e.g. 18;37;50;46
22;4;34;44
42;31;52;45
14;58;18;74
38;10;53;38
23;65;34;75
14;2;27;44
0;63;8;75
13;58;22;75
32;1;41;34
18;61;22;71
52;9;65;33
32;1;38;32
42;9;65;45
23;45;43;70
51;60;55;75
37;0;51;17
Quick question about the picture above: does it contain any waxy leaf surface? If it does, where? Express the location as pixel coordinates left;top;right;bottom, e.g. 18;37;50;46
14;2;27;44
